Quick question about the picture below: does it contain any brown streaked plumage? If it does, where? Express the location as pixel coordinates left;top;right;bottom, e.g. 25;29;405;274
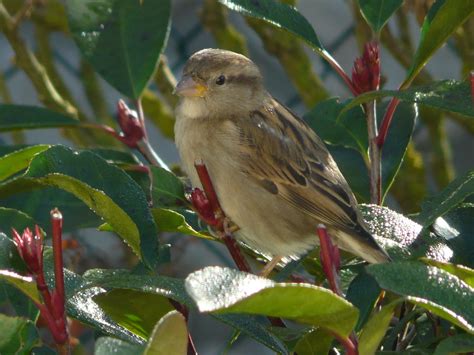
174;48;390;264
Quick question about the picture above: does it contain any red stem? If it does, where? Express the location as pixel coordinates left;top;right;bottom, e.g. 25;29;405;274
316;225;342;296
321;50;359;96
51;209;65;304
194;162;222;215
376;97;400;147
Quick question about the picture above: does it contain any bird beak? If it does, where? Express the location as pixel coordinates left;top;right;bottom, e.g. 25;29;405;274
174;76;208;97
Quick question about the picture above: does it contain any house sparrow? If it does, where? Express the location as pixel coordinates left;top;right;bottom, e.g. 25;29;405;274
174;48;390;265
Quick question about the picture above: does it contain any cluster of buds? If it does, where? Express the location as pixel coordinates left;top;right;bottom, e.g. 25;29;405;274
12;209;69;349
116;99;145;148
351;41;381;95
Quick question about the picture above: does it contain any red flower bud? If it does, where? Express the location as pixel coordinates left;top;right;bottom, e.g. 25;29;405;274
351;41;380;95
12;226;44;275
117;99;145;148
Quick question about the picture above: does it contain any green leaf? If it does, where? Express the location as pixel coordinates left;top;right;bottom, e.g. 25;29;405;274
358;301;399;355
346;271;381;331
0;146;159;267
417;170;474;228
151;208;212;239
144;311;188;355
0;207;38;236
367;261;474;333
422;259;474;287
95;337;144;355
185;266;359;337
0;270;40;304
340;80;474;118
0;105;79;131
219;0;323;51
304;98;368;154
432;205;474;267
358;0;403;32
0;145;50;181
0;314;39;354
405;0;474;85
433;334;474;355
151;166;186;207
66;0;172;98
94;289;174;339
380;102;417;200
293;328;333;355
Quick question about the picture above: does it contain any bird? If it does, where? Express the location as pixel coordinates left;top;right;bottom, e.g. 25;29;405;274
174;48;390;269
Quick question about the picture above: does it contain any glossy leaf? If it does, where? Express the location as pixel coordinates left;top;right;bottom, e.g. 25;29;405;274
367;261;474;333
381;102;417;200
94;289;174;339
433;334;474;355
405;0;474;85
219;0;323;50
346;271;381;331
144;311;188;355
305;98;368;154
0;208;38;236
417;170;474;228
422;259;474;287
151;208;212;240
151;166;186;207
66;0;172;98
293;328;333;355
340;80;474;118
0;271;40;304
358;301;398;355
95;337;144;355
0;314;39;354
0;105;79;131
0;145;50;181
0;146;158;267
358;0;403;32
185;266;359;337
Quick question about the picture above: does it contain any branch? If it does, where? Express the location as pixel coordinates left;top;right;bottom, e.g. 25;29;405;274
154;56;179;108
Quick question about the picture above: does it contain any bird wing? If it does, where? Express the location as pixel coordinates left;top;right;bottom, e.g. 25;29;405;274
234;97;362;234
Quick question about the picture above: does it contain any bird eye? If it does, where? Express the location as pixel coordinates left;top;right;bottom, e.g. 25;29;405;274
215;75;226;85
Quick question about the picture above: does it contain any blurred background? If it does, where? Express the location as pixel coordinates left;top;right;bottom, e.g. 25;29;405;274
0;0;472;353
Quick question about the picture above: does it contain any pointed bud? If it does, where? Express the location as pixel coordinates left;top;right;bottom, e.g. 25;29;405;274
117;99;145;148
351;41;381;95
12;226;44;275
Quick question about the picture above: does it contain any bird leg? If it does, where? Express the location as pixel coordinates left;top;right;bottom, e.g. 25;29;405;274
259;255;283;277
316;224;342;296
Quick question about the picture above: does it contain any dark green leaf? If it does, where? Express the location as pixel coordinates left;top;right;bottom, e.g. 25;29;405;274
0;105;79;131
304;98;368;154
0;146;159;267
405;0;474;85
367;261;474;333
88;148;140;165
0;314;39;354
219;0;323;51
328;145;370;203
95;337;144;355
293;328;333;355
358;301;399;355
0;145;50;181
346;271;381;331
432;205;474;267
185;266;359;337
381;102;417;200
151;208;211;239
66;0;172;98
340;80;474;118
144;311;188;355
94;289;174;339
1;284;39;320
417;170;474;228
0;207;38;236
0;233;26;271
433;334;474;355
358;0;403;32
151;166;186;207
0;271;40;304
